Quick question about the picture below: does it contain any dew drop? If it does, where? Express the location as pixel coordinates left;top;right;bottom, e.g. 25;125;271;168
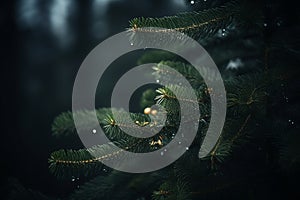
156;80;160;83
130;42;134;46
186;147;189;150
92;129;97;134
160;151;164;156
190;0;195;4
285;97;289;102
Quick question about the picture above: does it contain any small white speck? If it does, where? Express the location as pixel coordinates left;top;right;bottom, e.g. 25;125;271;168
190;1;195;5
130;42;134;46
164;149;167;152
186;147;189;150
92;129;97;134
264;23;267;27
217;28;228;37
71;178;75;182
156;80;160;83
178;141;182;145
160;151;164;156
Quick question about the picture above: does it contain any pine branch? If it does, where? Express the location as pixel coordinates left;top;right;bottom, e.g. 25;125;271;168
49;107;181;179
52;108;152;138
49;139;145;179
209;114;252;168
152;61;206;89
152;169;191;200
129;1;240;39
51;108;112;137
155;85;204;105
229;113;251;144
49;144;115;179
226;74;267;115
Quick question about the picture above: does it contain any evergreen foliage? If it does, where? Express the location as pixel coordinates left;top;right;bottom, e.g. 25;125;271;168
47;0;300;199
